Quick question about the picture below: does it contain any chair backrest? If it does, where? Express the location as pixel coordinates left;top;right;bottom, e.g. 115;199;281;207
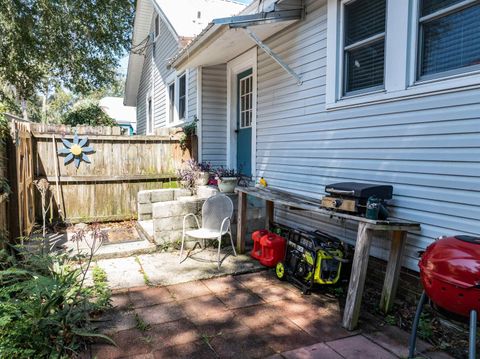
202;194;234;232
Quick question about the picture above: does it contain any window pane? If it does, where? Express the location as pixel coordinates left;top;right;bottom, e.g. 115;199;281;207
345;40;384;93
420;4;480;77
168;83;174;123
179;75;186;97
179;98;185;119
421;0;465;16
345;0;386;46
155;15;159;37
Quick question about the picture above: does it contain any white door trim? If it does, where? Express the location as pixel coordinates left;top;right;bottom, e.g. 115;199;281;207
226;47;257;178
196;66;203;162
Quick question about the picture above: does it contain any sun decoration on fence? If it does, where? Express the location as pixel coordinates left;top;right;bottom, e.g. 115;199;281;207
57;132;94;168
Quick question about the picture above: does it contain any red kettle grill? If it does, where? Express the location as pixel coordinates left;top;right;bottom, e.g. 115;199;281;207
408;235;480;359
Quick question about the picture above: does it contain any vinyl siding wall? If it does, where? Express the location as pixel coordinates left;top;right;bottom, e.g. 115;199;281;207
201;65;228;166
254;0;480;270
136;15;197;134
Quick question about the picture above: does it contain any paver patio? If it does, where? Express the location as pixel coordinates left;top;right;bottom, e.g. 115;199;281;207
83;270;452;359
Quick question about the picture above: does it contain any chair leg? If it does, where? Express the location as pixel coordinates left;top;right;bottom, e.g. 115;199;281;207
179;232;186;263
229;231;237;257
217;235;222;270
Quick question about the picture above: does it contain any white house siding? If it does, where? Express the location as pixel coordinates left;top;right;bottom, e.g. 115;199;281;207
136;15;197;134
255;0;480;270
201;65;228;166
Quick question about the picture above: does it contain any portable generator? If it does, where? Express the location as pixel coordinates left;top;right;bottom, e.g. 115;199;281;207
274;227;346;294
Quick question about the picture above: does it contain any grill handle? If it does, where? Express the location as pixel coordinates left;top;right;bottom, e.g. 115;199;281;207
325;188;355;196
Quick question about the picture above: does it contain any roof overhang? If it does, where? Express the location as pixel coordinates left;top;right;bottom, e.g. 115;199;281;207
169;0;304;71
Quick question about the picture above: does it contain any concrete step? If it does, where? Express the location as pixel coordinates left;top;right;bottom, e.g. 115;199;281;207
136;220;154;243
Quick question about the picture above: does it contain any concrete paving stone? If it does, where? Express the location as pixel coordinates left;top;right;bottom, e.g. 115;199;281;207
248;282;303;303
179;294;229;319
264;355;284;359
209;328;277;359
110;292;133;311
422;350;456;359
202;275;247;293
91;328;151;358
281;342;344;359
134;302;186;325
233;303;294;330
150;189;174;203
128;286;175;308
97;310;137;335
166;280;211;300
233;270;273;288
326;335;398;359
148;319;200;350
256;319;318;353
152;341;214;359
189;310;250;336
120;354;155;359
216;288;265;309
364;325;432;358
96;257;145;290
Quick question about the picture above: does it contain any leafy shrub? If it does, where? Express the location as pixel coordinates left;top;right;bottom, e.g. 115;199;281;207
0;248;113;358
62;100;116;127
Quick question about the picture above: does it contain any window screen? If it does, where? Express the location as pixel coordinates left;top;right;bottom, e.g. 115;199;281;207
418;1;480;78
178;74;186;120
343;0;386;94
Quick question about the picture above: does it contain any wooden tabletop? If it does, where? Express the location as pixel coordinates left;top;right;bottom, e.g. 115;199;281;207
235;186;421;232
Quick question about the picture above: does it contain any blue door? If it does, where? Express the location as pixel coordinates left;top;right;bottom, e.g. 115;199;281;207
236;68;253;177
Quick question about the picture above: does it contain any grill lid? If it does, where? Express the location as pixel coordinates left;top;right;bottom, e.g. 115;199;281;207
325;182;393;199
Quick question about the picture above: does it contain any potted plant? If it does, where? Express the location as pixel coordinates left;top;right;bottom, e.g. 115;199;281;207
196;162;212;186
214;167;239;193
177;159;200;194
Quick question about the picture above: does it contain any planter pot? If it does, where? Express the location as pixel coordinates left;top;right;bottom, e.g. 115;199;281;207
196;171;210;186
217;177;238;193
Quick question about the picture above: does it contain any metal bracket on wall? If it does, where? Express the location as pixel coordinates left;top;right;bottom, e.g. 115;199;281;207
242;27;303;86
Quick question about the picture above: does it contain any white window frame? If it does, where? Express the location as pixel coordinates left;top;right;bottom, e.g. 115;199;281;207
326;0;480;111
165;70;189;127
146;91;154;135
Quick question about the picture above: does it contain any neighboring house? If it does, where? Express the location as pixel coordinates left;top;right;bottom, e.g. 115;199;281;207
124;0;245;135
99;97;137;135
126;0;480;271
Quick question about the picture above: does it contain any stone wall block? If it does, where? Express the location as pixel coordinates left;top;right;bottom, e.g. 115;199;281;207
137;190;152;204
151;189;174;203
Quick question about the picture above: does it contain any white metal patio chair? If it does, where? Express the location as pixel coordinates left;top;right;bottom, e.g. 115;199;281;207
179;194;237;269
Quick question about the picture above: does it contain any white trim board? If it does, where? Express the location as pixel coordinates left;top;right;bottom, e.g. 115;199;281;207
226;47;257;179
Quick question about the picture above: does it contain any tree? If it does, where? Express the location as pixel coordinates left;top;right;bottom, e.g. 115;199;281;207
0;0;134;119
62;100;116;127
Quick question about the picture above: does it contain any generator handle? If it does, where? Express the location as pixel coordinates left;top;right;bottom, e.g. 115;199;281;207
325;188;355;196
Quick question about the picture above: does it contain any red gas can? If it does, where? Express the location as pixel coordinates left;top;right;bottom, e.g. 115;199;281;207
251;229;269;260
259;233;286;267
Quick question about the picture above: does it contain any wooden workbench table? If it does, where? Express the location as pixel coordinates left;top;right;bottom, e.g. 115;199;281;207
235;186;421;331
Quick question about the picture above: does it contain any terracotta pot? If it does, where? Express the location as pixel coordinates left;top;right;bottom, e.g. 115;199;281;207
217;177;237;193
196;171;210;186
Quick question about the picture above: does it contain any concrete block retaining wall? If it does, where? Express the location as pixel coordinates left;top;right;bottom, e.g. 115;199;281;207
139;186;265;246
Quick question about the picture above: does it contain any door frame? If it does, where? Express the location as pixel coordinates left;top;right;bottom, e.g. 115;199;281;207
226;47;257;179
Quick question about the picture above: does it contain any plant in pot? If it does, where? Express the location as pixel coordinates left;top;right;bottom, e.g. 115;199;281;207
177;159;200;194
196;162;212;186
214;167;239;193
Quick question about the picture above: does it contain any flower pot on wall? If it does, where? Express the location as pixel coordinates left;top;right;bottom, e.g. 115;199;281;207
217;177;238;193
196;171;210;186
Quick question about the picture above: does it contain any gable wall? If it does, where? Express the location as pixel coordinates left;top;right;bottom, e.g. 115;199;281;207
255;0;480;270
136;15;198;134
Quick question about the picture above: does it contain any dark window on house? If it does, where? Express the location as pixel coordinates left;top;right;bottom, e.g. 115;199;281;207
418;0;480;79
154;15;160;38
178;74;186;120
168;82;175;123
147;97;153;134
343;0;386;94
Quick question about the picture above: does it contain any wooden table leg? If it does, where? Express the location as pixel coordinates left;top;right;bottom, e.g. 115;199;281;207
342;222;373;331
236;191;247;254
265;200;274;230
380;230;407;313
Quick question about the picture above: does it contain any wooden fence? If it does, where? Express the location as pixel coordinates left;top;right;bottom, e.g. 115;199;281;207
31;124;190;223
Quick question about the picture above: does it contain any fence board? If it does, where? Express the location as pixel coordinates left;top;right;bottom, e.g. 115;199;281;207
32;124;190;223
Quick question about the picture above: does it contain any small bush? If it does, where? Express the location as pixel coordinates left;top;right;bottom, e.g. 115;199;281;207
0;248;113;358
62;100;116;127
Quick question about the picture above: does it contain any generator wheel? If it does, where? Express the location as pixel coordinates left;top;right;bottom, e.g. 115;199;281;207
276;262;286;281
